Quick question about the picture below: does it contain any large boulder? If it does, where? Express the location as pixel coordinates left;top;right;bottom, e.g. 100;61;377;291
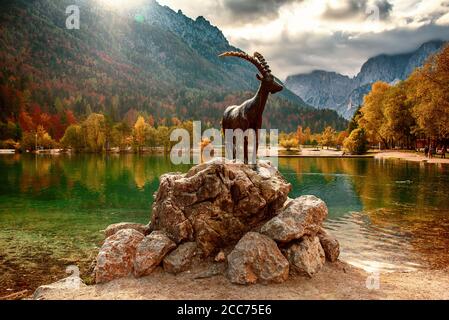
163;242;198;274
317;227;340;262
104;222;150;238
260;195;328;243
151;159;291;256
227;232;289;284
94;229;144;283
284;236;325;277
134;231;177;277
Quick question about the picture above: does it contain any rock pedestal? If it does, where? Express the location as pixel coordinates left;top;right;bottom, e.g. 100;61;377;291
150;159;291;256
93;158;340;285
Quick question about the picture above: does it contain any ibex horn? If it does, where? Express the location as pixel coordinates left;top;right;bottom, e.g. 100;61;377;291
219;51;269;76
254;52;272;75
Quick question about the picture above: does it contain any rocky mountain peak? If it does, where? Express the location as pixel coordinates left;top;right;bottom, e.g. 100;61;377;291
286;40;446;119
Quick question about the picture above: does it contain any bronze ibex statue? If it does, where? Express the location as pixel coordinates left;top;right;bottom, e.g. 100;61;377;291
219;51;283;164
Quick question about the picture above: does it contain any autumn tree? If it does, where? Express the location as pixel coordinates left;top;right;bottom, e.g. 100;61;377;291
82;113;106;152
383;83;415;148
358;82;391;148
296;126;305;145
344;128;369;155
320;126;336;149
133;116;150;152
303;127;312;145
280;137;299;151
336;131;349;148
407;44;449;144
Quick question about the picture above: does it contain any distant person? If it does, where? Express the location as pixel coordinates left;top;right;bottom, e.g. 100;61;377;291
442;146;446;159
429;146;435;159
424;146;429;158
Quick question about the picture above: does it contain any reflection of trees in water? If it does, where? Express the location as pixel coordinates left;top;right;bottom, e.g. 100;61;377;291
1;154;191;209
9;155;154;191
279;157;449;269
278;158;365;216
363;207;449;269
279;157;367;183
280;157;449;212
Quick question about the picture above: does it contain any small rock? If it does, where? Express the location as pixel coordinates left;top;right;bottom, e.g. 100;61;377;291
163;242;197;274
317;227;340;262
284;236;325;277
227;232;289;284
33;276;86;300
193;263;226;279
94;229;144;283
214;250;225;262
134;231;177;277
261;195;328;243
104;222;150;238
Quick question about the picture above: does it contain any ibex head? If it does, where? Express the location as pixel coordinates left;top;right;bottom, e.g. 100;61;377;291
219;51;284;94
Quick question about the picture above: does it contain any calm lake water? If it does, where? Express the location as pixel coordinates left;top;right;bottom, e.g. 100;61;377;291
1;154;449;295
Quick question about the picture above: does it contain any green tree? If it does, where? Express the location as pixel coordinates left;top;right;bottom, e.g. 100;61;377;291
82;113;106;152
348;105;362;134
111;122;131;151
156;126;171;152
61;124;84;151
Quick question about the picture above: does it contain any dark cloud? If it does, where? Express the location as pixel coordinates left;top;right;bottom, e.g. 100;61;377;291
322;0;393;21
160;0;449;77
220;0;302;24
375;0;393;19
234;23;449;79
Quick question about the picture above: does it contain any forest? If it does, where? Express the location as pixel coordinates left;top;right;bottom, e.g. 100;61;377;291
276;44;449;155
345;44;449;153
2;40;447;154
0;0;347;153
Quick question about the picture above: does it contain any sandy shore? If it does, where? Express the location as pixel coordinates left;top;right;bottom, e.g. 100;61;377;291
31;261;449;300
375;151;449;164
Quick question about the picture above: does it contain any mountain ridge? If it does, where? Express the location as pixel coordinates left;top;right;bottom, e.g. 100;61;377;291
285;40;446;119
0;0;348;135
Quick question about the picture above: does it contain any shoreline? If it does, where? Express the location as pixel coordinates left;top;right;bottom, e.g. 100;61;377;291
374;151;449;165
278;154;375;158
29;261;449;300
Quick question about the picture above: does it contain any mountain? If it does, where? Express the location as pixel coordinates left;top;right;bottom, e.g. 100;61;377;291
285;40;446;119
0;0;347;135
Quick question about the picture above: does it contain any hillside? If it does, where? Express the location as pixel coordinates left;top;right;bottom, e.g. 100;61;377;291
0;0;347;138
285;40;446;119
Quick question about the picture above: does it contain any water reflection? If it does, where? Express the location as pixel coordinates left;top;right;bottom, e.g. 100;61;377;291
0;155;448;295
279;157;449;272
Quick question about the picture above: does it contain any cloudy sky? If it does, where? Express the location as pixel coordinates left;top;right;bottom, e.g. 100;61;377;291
158;0;449;79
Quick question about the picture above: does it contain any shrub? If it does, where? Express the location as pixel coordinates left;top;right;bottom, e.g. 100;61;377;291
280;138;299;151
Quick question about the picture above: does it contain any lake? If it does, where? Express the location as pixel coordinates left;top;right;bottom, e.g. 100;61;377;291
1;154;449;296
